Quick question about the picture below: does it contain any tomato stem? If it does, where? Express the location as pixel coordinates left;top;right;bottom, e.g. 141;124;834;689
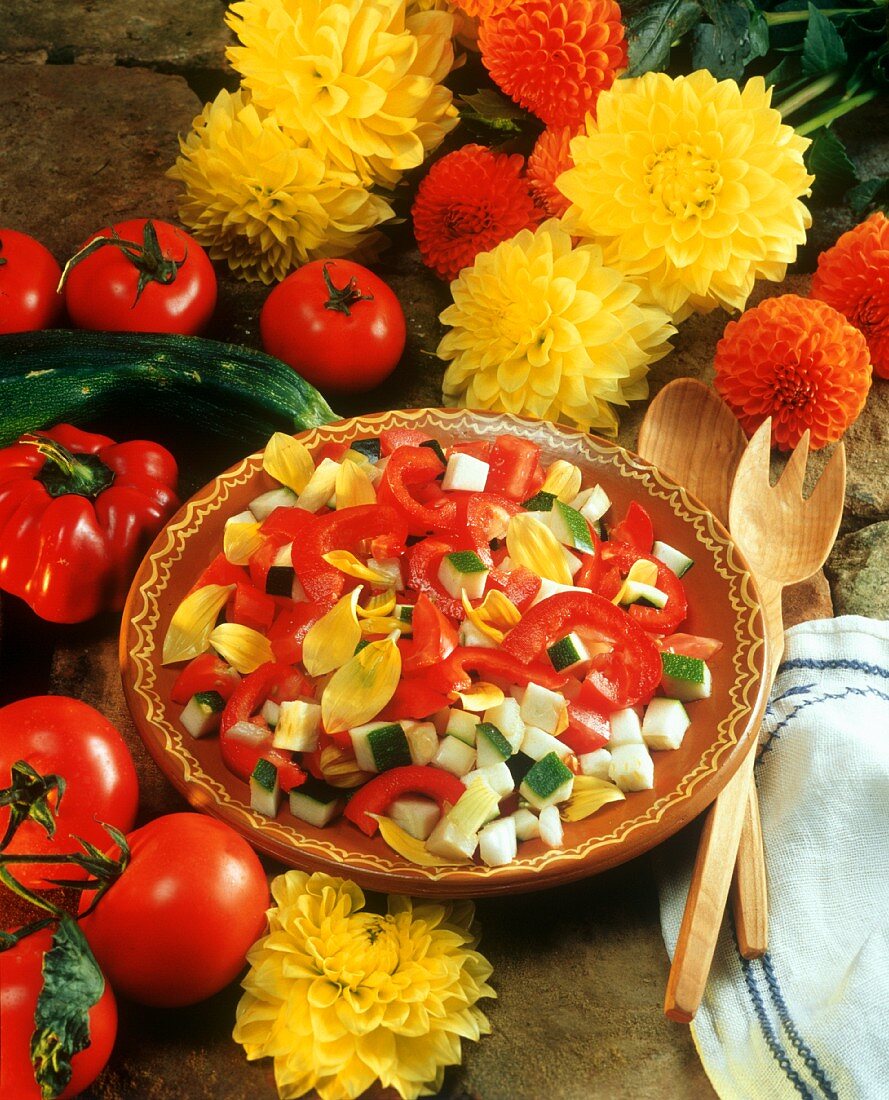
22;435;115;500
57;219;185;305
322;261;375;316
0;761;66;851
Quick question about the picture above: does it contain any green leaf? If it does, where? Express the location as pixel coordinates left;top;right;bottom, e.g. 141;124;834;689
801;2;848;76
626;0;702;75
30;917;105;1100
849;175;889;215
0;761;65;851
692;0;768;80
456;90;530;133
807;126;859;202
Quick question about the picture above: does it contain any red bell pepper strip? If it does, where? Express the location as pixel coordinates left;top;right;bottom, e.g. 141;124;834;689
379;428;434;455
485;435;542;500
220;662;311;780
0;423;180;623
579;652;639;712
561;699;610;754
405;537;465;621
379;679;453;721
190;552;248;596
486;564;541;611
170;652;242;705
608;500;654;555
343;765;466;836
658;633;723;660
229;581;277;633
402;592;459;673
377;446;457;535
450;440;492;462
453;647;569;691
600;542;689;634
268;601;323;664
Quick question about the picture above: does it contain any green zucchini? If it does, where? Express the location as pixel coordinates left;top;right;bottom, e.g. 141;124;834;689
0;330;337;449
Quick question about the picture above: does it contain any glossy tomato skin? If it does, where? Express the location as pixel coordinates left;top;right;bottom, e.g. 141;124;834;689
0;697;139;891
0;229;64;334
79;814;270;1007
0;928;117;1100
63;219;216;335
260;259;406;392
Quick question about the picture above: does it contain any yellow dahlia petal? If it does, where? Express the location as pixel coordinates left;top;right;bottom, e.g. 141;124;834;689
162;583;233;664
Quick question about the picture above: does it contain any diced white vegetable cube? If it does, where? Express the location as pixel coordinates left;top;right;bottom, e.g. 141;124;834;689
479;816;517;867
388;796;441;840
642;698;691;751
520;682;568;735
289;786;344;828
441;452;489;492
608;743;655;792
368;557;404;591
538;805;564;849
651;540;694;577
609;708;644;747
578;748;613;779
225;509;255;528
249;487;297;521
438;551;489;601
512;807;541;841
273;543;294;568
425;817;478;861
571;485;611;524
462;762;515;798
483;697;525;752
519;752;574;810
520;725;572;761
261;699;280;727
350;722;411;774
444;709;478;745
250;759;281;818
402;720;439;766
530;578;589;606
458;619;498;648
179;693;225;739
432;735;477;776
227;720;271;745
273;699;322;752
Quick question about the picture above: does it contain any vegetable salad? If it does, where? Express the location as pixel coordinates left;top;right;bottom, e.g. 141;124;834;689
163;428;720;869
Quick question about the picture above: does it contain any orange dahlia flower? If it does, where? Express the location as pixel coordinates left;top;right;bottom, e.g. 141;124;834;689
811;212;889;379
527;126;576;217
451;0;510;18
479;0;626;130
412;144;541;281
714;295;872;450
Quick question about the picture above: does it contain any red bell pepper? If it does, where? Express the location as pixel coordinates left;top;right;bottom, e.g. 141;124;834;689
413;645;569;695
229;581;276;633
405;537;465;621
562;699;611;754
268;601;322;664
377;446;457;535
450;440;492;462
486;563;541;610
379;428;434;455
170;652;242;705
220;662;311;780
600;542;689;634
0;423;179;623
402;592;458;673
343;765;466;836
485;435;543;500
190;552;248;596
379;679;453;721
608;500;654;555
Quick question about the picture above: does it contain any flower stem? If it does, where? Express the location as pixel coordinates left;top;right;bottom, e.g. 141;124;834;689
765;2;887;26
776;70;845;119
795;88;882;135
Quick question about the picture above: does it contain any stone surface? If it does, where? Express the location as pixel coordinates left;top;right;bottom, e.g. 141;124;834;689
0;1;234;73
825;521;889;620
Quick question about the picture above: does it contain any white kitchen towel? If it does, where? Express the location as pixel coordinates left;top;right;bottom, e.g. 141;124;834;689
656;615;889;1100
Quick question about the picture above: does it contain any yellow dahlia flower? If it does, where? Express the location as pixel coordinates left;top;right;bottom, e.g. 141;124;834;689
233;871;495;1100
168;89;394;284
226;0;459;188
558;70;814;322
438;221;676;435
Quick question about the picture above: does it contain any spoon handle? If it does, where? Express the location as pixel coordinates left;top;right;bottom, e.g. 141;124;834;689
731;782;768;958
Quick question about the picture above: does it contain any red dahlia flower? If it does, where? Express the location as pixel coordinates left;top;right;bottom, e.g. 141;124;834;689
479;0;627;130
527;126;577;217
811;212;889;379
411;144;541;282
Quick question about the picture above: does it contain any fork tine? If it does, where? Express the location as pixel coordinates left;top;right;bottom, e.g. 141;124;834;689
808;440;847;537
778;429;810;499
737;418;774;489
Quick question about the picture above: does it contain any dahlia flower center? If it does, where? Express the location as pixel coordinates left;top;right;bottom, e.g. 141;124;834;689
773;362;816;410
444;203;494;239
855;293;888;336
644;143;722;220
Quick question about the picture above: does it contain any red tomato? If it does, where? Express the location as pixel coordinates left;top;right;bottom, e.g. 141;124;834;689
260;259;406;393
0;697;139;891
61;218;216;335
0;928;117;1100
0;229;63;334
78;814;270;1007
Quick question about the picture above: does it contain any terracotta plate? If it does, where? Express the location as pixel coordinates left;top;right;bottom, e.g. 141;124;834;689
121;408;768;897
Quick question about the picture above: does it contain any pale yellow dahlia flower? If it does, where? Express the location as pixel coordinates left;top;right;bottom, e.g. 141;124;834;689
438;221;676;435
226;0;459;188
558;70;814;322
233;871;495;1100
168;89;394;284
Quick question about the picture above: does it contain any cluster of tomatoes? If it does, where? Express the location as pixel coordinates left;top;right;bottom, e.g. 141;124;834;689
0;219;406;393
0;696;271;1099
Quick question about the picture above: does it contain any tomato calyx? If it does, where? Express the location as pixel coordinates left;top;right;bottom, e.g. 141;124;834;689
59;220;186;305
321;260;374;316
0;760;66;851
23;434;116;500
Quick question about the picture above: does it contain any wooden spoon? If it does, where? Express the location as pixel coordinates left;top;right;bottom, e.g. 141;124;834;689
638;380;768;965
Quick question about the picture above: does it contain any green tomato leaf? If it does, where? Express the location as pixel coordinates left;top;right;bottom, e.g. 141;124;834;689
30;917;105;1100
806;126;859;202
456;90;529;133
0;761;66;851
802;2;848;76
625;0;702;75
849;175;889;216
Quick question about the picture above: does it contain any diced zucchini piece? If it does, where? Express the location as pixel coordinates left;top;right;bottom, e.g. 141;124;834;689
180;690;225;739
547;632;590;672
475;722;514;768
618;580;668;609
660;653;712;701
483;697;525;752
642;698;691;751
393;604;414;634
425;817;478;861
479;816;518;867
388;795;440;840
520;752;574;810
652;540;694;577
520;682;568;735
538;805;564;849
609;743;654;792
350;438;381;463
441;452;489;492
350;722;412;773
249;487;298;521
250;758;281;818
462;762;515;798
418;438;447;464
458;618;498;648
521;725;572;761
273;699;322;752
261;698;280;727
445;709;479;746
402;720;439;766
368;557;404;591
521;490;557;512
432;734;477;777
289;778;344;828
571;485;611;525
512;807;541;841
506;752;534;786
265;542;294;596
542;501;595;555
530;578;589;606
609;708;643;747
438;551;489;601
578;748;613;779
